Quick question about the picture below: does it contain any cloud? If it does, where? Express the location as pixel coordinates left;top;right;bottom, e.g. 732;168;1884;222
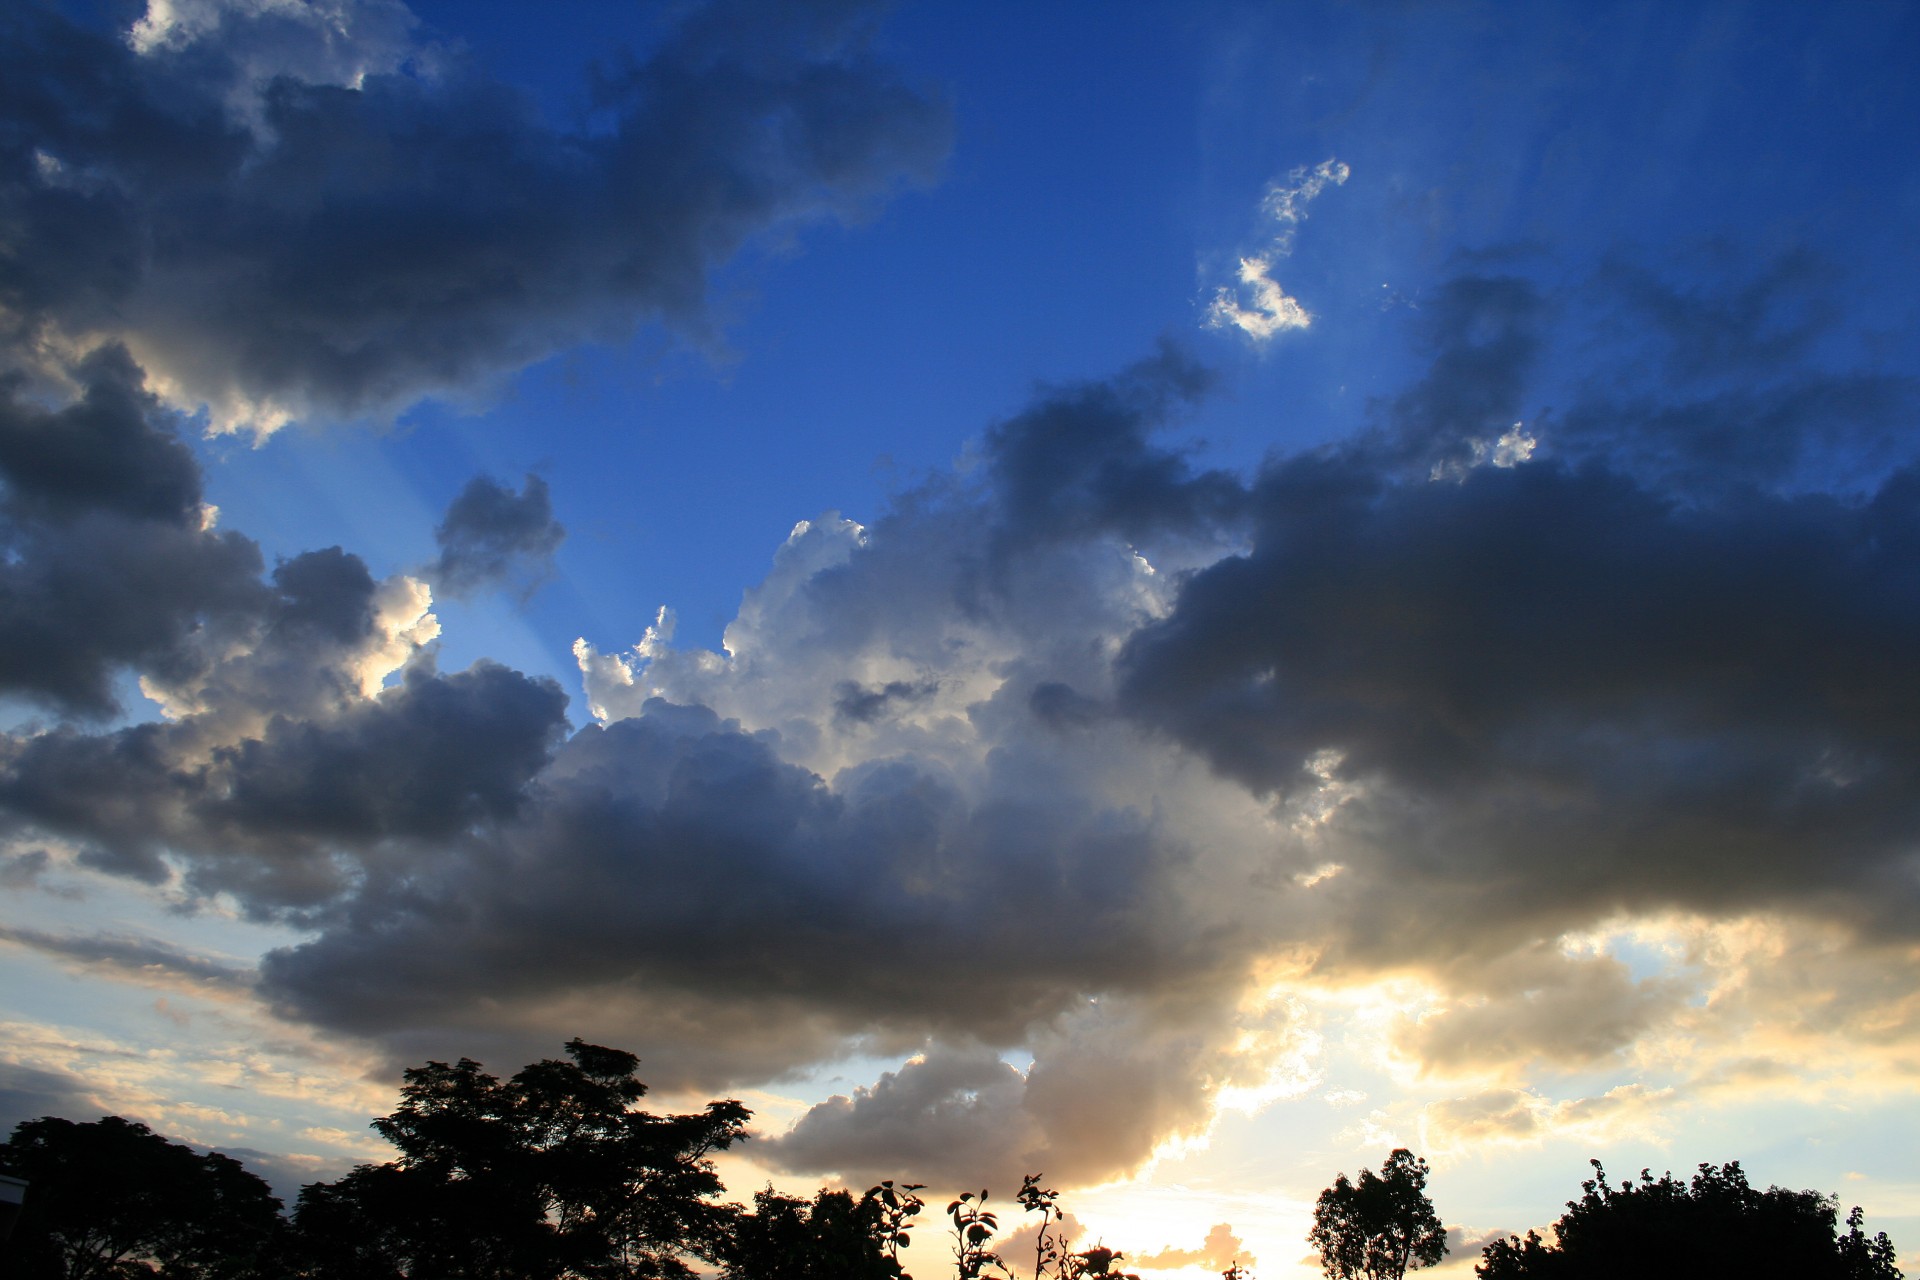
0;925;254;995
0;346;268;715
1;656;569;906
6;237;1920;1199
1206;159;1349;341
762;1044;1036;1188
0;1060;101;1136
129;0;425;99
758;986;1309;1190
981;341;1234;557
1131;1222;1256;1271
428;473;565;599
1419;1083;1675;1155
1116;311;1920;979
832;678;940;726
237;355;1302;1181
1390;944;1689;1079
995;1211;1090;1275
1557;251;1916;495
1;0;951;432
1207;258;1314;340
1374;274;1544;478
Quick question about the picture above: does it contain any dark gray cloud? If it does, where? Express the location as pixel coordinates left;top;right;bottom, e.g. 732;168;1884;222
273;265;1920;1181
0;345;267;715
0;658;569;909
831;678;938;726
1557;374;1914;497
429;473;565;599
761;1044;1033;1188
1374;273;1543;477
208;1144;319;1209
0;0;950;428
1112;253;1920;981
255;697;1223;1080
6;230;1918;1196
206;660;567;849
1600;248;1834;383
0;344;203;526
0;848;53;889
1118;447;1920;966
0;1061;99;1137
983;341;1238;556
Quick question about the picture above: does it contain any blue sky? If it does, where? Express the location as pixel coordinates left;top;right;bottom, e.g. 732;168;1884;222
3;1;1919;1276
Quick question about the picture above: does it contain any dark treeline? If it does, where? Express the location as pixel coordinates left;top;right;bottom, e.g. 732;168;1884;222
0;1041;1904;1280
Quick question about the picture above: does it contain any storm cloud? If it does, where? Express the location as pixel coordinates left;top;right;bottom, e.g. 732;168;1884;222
7;252;1920;1188
0;345;266;715
1117;271;1920;981
429;473;565;599
0;0;950;432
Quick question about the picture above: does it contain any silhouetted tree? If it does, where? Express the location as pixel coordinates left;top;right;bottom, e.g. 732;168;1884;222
292;1039;748;1280
723;1184;919;1280
1309;1149;1446;1280
1475;1160;1902;1280
0;1114;286;1279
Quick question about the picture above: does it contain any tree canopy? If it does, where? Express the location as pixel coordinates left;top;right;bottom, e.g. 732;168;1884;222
722;1183;917;1280
1309;1149;1447;1280
1476;1160;1903;1280
6;1055;1909;1280
0;1114;285;1280
293;1038;750;1280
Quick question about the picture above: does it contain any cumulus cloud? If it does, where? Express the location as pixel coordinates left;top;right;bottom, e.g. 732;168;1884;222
129;0;425;96
764;1045;1036;1188
0;358;566;902
428;473;565;599
0;0;950;433
1206;159;1349;340
6;229;1920;1199
1390;945;1689;1079
1132;1222;1256;1272
1116;265;1920;1003
244;352;1304;1179
0;346;268;715
1;655;568;905
1117;452;1920;984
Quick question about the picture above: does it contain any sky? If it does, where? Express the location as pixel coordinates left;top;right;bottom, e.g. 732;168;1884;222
2;0;1919;1276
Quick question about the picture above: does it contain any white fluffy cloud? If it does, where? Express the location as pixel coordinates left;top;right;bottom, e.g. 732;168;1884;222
1206;159;1349;341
